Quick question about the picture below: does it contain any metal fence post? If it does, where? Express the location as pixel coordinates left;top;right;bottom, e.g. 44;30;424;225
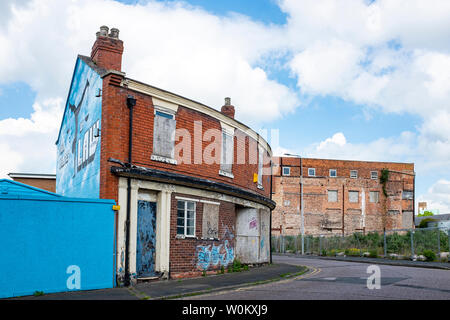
383;229;387;258
437;228;441;257
319;235;322;255
410;230;415;259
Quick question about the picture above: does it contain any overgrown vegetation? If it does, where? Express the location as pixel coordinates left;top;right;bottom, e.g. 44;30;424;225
272;229;449;260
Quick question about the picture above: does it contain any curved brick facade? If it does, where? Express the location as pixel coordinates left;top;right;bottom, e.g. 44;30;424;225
58;27;275;282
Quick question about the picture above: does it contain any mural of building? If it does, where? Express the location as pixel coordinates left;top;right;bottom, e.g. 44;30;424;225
272;156;415;236
56;26;275;283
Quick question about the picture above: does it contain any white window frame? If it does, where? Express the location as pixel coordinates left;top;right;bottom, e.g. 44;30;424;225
371;171;378;180
282;167;291;176
176;200;196;238
350;170;358;179
329;169;337;177
308;168;316;177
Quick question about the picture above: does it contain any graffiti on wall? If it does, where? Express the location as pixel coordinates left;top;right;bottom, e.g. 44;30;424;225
56;58;102;198
196;240;234;271
196;223;235;271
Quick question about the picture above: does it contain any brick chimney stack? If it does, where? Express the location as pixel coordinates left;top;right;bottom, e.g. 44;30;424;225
91;26;124;71
221;97;235;119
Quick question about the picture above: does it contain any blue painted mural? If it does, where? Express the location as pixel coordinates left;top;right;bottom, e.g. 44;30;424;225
56;58;102;198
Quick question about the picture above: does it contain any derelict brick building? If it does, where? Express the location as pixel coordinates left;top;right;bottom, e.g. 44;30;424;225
272;156;415;236
56;26;275;283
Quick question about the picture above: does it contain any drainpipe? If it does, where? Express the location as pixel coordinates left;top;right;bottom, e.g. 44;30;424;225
269;159;273;264
124;95;136;287
300;157;304;255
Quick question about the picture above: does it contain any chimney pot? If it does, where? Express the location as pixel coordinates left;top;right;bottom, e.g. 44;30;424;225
109;28;120;39
225;97;231;106
99;25;109;37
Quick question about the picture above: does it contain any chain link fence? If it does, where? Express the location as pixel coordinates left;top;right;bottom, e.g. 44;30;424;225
272;226;450;262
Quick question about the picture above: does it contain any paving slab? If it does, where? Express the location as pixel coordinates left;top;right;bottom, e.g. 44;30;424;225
8;263;306;300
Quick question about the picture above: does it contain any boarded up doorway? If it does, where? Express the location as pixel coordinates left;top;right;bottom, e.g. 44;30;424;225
136;200;157;278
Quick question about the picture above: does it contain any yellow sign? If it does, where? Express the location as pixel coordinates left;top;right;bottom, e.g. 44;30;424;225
112;205;120;211
253;173;258;183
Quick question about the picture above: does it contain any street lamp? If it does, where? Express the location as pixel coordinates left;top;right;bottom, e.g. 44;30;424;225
283;153;304;255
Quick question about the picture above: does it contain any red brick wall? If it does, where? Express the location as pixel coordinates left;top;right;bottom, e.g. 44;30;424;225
169;192;236;278
99;77;271;202
272;157;415;235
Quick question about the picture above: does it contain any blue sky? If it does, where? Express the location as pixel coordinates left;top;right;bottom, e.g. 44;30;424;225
0;0;449;213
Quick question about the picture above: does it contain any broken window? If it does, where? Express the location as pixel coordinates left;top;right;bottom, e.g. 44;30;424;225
349;191;359;203
369;191;379;203
177;200;196;237
328;190;338;202
152;109;176;162
402;190;414;200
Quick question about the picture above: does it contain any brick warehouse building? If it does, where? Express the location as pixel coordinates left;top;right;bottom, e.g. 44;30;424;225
55;26;275;284
272;156;415;236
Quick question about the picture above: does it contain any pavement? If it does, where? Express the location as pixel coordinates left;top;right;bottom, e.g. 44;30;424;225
10;263;307;300
278;253;450;270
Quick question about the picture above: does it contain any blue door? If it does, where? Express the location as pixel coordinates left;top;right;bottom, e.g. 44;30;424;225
136;201;157;277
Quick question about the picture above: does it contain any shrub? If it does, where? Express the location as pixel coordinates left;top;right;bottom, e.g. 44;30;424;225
369;249;378;258
345;248;361;256
422;250;437;262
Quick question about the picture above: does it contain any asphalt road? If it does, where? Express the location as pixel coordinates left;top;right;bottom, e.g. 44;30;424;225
183;255;450;300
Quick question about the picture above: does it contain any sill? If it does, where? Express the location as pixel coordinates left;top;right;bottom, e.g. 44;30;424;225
175;235;197;240
257;184;264;190
219;170;234;179
151;154;177;165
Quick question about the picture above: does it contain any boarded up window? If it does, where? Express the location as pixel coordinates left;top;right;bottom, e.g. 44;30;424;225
328;190;338;202
369;191;379;203
153;111;176;159
220;131;234;173
349;191;359;203
402;190;413;200
402;211;413;228
202;203;219;239
258;147;264;186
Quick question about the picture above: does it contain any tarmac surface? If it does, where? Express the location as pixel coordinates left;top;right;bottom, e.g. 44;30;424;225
185;255;450;300
9;254;450;300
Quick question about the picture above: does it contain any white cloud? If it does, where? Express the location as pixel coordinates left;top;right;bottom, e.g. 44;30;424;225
417;180;450;214
0;0;449;208
0;0;299;177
